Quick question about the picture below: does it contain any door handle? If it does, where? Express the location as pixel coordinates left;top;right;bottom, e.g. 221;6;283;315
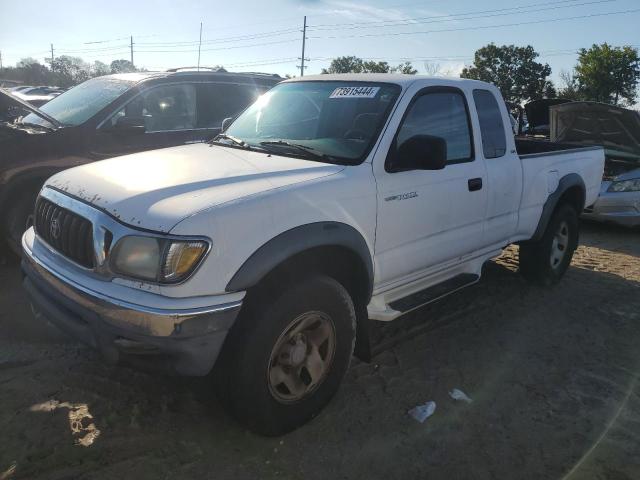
468;178;483;192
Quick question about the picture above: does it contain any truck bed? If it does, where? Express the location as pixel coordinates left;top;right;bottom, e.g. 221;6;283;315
516;137;602;158
513;138;605;241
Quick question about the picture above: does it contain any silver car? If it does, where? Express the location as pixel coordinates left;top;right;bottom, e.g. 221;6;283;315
550;102;640;228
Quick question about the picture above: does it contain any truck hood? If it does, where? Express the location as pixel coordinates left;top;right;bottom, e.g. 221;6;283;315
524;98;571;134
47;143;345;232
0;88;62;127
550;102;640;157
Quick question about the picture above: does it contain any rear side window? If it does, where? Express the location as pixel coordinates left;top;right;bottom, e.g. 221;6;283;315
473;90;507;159
196;83;267;129
394;90;473;165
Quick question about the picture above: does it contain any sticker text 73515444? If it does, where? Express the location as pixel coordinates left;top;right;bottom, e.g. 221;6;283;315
329;86;380;99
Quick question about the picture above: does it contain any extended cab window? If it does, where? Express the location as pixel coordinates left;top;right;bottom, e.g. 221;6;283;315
196;83;266;129
473;89;507;159
109;84;197;132
391;90;472;170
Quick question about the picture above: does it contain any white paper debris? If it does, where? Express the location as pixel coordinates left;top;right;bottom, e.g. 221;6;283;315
408;401;436;423
449;388;473;403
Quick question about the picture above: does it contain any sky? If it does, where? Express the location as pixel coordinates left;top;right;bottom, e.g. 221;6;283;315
1;0;639;87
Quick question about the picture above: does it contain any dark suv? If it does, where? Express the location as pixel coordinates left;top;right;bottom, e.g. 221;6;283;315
0;69;280;255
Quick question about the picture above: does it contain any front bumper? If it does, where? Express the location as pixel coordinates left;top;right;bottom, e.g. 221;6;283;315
582;190;640;228
21;245;242;376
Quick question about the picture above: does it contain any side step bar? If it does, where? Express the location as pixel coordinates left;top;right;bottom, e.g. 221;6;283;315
388;273;480;314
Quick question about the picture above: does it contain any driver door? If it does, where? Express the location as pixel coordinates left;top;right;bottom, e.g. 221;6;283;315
373;86;488;287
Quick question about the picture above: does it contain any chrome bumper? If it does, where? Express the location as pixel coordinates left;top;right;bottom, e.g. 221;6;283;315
21;246;242;376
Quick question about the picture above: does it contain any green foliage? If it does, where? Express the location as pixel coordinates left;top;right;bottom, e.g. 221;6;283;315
460;44;555;104
0;57;141;89
49;56;91;88
392;61;418;75
109;59;137;74
572;43;639;106
321;56;417;75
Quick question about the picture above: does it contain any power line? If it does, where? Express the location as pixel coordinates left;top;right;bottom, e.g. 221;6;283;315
310;7;640;40
308;0;616;31
136;37;299;53
45;0;620;56
136;27;300;47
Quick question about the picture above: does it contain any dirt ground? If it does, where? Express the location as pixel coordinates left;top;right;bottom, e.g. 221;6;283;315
1;221;639;480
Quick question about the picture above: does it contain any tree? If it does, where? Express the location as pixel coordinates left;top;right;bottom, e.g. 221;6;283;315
460;44;555;104
392;61;418;75
91;61;110;77
572;43;639;106
557;70;583;101
362;60;391;73
7;58;53;85
49;55;91;88
321;56;416;75
110;59;137;74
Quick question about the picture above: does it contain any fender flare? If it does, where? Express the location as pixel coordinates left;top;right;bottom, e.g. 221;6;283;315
225;222;374;300
530;173;586;242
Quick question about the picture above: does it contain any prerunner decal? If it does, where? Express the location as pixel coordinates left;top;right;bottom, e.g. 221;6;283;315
329;86;380;99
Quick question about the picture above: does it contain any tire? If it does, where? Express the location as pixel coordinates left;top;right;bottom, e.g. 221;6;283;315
215;274;356;436
519;203;579;285
4;188;40;258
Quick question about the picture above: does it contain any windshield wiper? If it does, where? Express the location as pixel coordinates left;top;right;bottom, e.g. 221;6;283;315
210;133;249;148
13;120;56;132
259;140;332;162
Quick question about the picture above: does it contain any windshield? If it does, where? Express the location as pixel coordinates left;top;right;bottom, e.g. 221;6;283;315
21;76;134;127
223;81;401;164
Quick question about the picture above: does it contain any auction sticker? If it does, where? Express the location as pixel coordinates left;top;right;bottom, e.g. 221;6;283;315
329;86;380;99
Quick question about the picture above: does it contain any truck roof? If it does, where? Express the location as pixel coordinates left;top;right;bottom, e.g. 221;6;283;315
287;73;494;89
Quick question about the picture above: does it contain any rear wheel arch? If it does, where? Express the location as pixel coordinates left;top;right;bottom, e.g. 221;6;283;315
531;173;585;242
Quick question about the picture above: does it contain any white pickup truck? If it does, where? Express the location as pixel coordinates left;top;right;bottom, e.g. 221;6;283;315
22;74;604;435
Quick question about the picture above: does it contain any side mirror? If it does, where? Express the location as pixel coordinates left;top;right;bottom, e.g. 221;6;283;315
221;117;234;132
394;135;447;171
113;115;146;134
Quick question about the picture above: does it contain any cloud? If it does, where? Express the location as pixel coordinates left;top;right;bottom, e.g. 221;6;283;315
305;0;410;22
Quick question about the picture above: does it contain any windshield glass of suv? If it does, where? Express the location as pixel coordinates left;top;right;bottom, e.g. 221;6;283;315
224;81;402;164
22;77;134;127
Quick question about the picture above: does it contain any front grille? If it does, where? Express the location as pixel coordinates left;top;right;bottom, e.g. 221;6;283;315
34;197;95;268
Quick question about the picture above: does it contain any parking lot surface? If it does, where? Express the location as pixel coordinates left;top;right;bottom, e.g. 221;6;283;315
1;221;639;480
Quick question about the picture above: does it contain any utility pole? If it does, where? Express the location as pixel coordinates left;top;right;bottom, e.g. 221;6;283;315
197;22;203;71
0;51;3;70
50;44;54;71
130;36;134;67
298;16;308;77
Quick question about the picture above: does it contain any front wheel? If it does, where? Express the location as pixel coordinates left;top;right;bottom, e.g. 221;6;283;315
4;188;40;258
519;204;579;285
215;275;356;436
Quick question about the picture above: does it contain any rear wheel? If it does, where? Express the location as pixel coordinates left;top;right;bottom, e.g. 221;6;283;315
519;204;579;285
215;274;356;436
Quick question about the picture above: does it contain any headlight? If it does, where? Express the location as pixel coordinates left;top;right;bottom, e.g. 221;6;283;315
607;178;640;192
111;236;208;283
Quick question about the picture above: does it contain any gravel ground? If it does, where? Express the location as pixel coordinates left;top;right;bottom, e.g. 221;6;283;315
1;221;639;480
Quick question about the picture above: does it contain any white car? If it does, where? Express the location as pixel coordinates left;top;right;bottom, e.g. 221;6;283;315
22;75;605;435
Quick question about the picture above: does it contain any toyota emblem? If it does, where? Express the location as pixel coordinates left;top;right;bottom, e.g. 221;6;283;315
50;217;61;240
